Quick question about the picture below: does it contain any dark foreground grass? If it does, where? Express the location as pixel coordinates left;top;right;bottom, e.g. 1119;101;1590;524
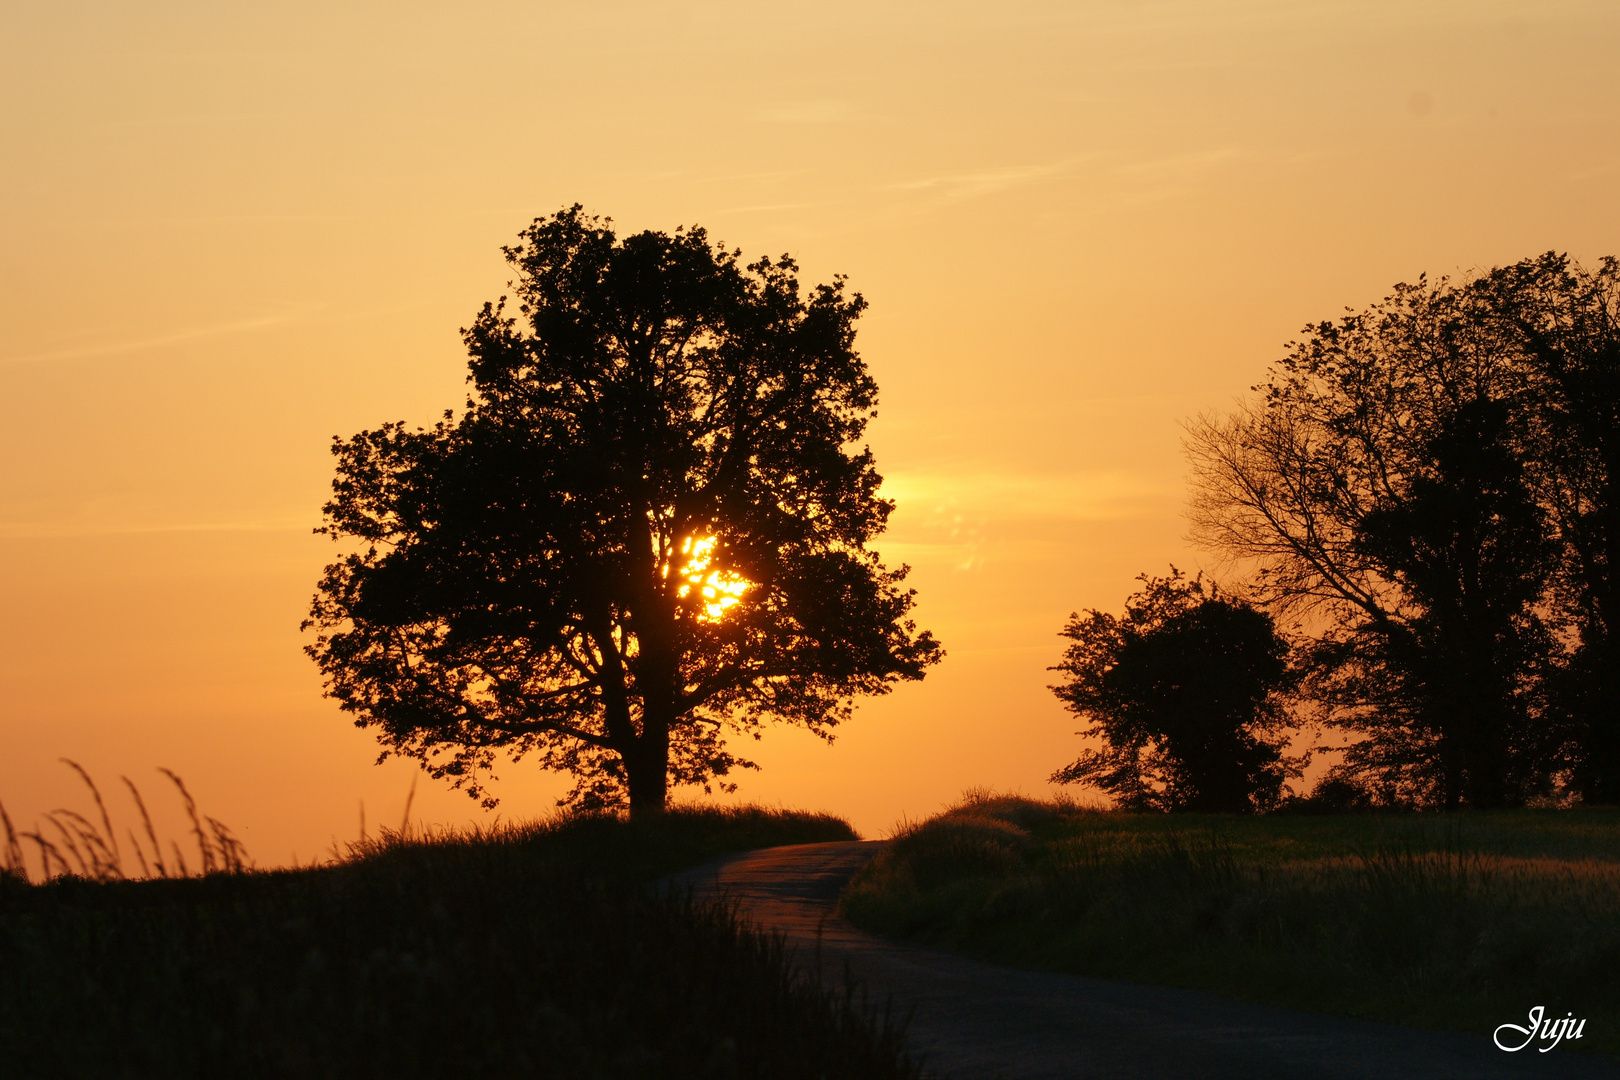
0;805;921;1080
840;793;1620;1057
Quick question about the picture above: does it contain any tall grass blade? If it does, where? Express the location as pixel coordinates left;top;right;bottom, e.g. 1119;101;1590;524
159;767;215;874
123;775;169;879
22;830;67;878
51;808;122;880
61;758;121;877
205;816;248;873
125;827;152;878
43;814;90;877
400;774;417;838
0;798;25;881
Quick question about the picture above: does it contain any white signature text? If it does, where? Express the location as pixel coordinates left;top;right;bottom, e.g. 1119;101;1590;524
1494;1006;1586;1053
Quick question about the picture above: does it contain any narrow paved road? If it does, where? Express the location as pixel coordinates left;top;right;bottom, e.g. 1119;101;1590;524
672;841;1615;1080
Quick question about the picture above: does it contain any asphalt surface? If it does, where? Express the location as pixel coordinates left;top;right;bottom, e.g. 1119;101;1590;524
670;840;1617;1080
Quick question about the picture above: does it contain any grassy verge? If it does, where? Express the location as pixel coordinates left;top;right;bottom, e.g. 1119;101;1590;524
839;793;1620;1056
1;805;921;1079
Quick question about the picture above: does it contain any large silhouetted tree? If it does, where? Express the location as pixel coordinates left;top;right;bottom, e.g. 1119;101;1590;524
1049;570;1298;813
304;207;940;816
1185;263;1579;807
1480;254;1620;802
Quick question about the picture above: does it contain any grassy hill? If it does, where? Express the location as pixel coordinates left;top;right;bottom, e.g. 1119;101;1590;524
840;793;1620;1057
0;806;920;1079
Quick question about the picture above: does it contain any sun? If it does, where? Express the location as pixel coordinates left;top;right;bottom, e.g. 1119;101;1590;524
674;535;750;620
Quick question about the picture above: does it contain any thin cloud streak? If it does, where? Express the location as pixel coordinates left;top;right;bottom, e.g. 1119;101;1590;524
876;470;1175;572
889;161;1075;204
880;469;1169;523
712;201;827;215
884;146;1243;213
1;315;296;366
0;517;313;540
756;100;852;124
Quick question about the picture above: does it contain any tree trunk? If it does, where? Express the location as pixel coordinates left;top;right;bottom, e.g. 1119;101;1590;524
624;718;671;821
626;576;677;821
625;749;668;820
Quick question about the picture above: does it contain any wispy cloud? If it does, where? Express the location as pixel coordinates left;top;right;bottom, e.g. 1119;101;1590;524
1569;159;1620;182
888;161;1073;204
1112;146;1241;181
0;516;313;540
881;469;1163;522
884;146;1247;216
690;168;806;186
1;314;297;366
876;469;1171;571
711;201;825;216
755;100;851;124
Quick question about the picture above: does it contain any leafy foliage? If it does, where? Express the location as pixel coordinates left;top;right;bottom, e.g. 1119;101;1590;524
305;207;939;813
1186;253;1620;807
1049;570;1299;812
1482;255;1620;802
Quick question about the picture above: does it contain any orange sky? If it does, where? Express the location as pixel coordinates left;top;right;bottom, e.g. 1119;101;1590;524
4;1;1620;864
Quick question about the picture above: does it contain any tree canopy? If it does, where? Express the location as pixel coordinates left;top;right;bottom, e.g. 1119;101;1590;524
304;207;940;815
1186;253;1620;807
1049;570;1298;813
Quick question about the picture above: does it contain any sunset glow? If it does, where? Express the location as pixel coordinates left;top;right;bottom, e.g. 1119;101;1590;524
3;1;1619;864
676;536;751;621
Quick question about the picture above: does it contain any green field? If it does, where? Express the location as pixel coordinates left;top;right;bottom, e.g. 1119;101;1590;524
0;806;919;1079
840;793;1620;1056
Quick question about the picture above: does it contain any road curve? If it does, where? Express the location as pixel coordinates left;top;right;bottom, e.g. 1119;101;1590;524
670;841;1615;1080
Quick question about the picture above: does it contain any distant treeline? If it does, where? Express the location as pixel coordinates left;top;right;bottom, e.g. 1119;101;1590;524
1059;253;1620;812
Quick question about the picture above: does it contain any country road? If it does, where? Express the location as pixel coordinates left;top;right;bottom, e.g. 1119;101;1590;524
670;841;1616;1080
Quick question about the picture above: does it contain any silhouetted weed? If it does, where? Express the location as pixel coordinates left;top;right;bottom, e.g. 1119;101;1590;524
0;804;920;1079
0;760;246;885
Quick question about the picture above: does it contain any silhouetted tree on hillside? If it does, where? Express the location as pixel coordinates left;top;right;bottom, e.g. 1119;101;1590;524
305;207;940;817
1183;256;1620;807
1481;254;1620;802
1049;570;1299;813
1344;399;1557;807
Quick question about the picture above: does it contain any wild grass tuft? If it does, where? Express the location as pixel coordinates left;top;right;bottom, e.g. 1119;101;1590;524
0;799;917;1079
0;760;247;884
842;793;1620;1055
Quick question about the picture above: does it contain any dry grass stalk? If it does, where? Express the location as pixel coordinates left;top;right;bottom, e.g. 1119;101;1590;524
3;763;249;884
62;759;121;873
123;775;169;878
0;799;24;880
159;768;216;875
